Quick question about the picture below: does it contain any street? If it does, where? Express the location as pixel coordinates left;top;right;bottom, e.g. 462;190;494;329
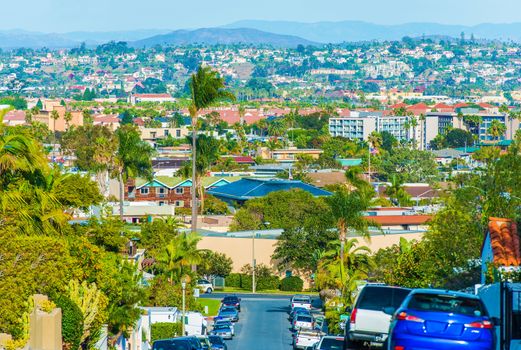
205;295;296;350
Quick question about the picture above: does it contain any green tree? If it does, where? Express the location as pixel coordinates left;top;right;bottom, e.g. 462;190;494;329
445;128;474;148
157;232;203;284
380;146;440;184
188;65;235;233
197;251;233;278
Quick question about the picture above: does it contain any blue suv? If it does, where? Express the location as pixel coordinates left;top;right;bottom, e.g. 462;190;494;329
388;289;495;350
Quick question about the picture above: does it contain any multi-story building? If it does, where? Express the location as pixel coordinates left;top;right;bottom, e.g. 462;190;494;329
328;111;411;142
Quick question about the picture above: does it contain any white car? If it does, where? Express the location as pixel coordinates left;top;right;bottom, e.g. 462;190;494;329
293;329;323;349
197;279;213;293
293;314;314;331
291;295;312;310
346;285;411;348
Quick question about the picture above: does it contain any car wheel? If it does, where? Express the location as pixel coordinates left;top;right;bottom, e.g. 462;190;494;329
206;287;213;294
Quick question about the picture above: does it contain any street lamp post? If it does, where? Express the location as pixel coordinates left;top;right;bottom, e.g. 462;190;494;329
252;221;270;294
181;280;186;336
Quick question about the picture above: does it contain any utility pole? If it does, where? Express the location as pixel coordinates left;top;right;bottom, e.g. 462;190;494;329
182;280;186;335
252;230;256;293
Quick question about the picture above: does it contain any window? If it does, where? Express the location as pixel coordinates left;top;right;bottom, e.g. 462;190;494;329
407;293;485;316
158;201;165;206
357;286;411;311
175;200;184;207
175;187;184;194
164;130;169;136
157;187;166;194
150;132;157;138
140;187;149;195
176;130;181;137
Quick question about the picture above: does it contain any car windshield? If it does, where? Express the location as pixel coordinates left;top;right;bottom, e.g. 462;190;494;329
198;280;209;284
215;321;231;326
214;325;230;330
407;293;486;317
221;307;236;312
296;315;313;322
318;338;344;350
209;336;224;344
223;296;239;302
294;297;311;303
357;287;411;311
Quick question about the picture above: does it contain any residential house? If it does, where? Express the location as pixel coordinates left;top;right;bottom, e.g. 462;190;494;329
33;104;83;132
139;126;189;146
128;93;176;105
206;178;331;205
93;114;120;131
2;110;26;126
125;176;240;209
257;147;323;163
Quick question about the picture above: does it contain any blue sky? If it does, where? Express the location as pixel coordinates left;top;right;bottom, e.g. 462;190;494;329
4;0;521;32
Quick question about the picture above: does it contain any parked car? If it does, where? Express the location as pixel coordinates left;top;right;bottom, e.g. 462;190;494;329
180;337;204;350
388;289;496;350
346;284;411;348
208;335;228;350
194;335;212;350
152;339;192;350
210;324;233;340
197;279;213;294
213;319;235;336
218;306;239;322
221;295;241;311
313;335;345;350
291;295;312;310
290;307;311;321
293;329;323;349
293;314;314;331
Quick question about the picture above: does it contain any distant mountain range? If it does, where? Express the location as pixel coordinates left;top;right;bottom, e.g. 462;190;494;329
3;21;521;49
130;28;317;48
224;20;521;43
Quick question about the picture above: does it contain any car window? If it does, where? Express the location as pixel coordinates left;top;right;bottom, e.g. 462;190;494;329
357;287;410;311
209;336;224;344
153;341;190;350
294;297;311;303
318;338;344;350
296;315;313;322
214;325;230;330
407;293;486;317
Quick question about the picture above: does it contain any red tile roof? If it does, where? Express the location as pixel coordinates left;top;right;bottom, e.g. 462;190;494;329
488;217;521;266
365;215;432;226
390;102;407;109
454;102;469;108
134;93;172;98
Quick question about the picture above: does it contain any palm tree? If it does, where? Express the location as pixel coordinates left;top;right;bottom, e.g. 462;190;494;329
158;232;203;284
238;105;246;125
267;118;286;138
316;239;372;305
368;132;382;151
64;111;73;129
327;189;376;269
24;110;33;124
385;175;412;206
488;119;507;143
189;65;235;233
114;125;155;221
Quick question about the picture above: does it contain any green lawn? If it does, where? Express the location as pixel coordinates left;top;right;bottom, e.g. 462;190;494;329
199;298;221;316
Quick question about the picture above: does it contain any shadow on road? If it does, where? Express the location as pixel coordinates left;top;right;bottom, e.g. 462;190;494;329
265;306;290;313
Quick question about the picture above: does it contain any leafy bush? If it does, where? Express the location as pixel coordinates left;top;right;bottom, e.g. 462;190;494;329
240;275;280;291
151;322;182;342
280;276;304;292
225;273;241;288
54;295;84;350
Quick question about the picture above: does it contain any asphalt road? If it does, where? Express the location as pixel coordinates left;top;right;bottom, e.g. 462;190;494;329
226;296;294;350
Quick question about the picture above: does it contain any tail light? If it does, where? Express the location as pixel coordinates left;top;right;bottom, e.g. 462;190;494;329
465;320;493;329
396;312;424;323
292;303;295;308
350;308;358;324
394;346;405;350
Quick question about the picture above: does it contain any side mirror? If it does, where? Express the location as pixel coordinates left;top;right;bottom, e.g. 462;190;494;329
383;306;396;315
490;317;501;326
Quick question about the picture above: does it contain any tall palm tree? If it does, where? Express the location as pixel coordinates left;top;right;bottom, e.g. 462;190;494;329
115;125;155;221
64;111;73;129
327;189;375;269
189;66;235;233
488;119;507;143
238;105;246;125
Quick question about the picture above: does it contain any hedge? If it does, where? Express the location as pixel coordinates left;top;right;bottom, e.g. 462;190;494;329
241;275;280;291
151;322;182;342
53;295;83;349
225;273;241;288
280;276;304;292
